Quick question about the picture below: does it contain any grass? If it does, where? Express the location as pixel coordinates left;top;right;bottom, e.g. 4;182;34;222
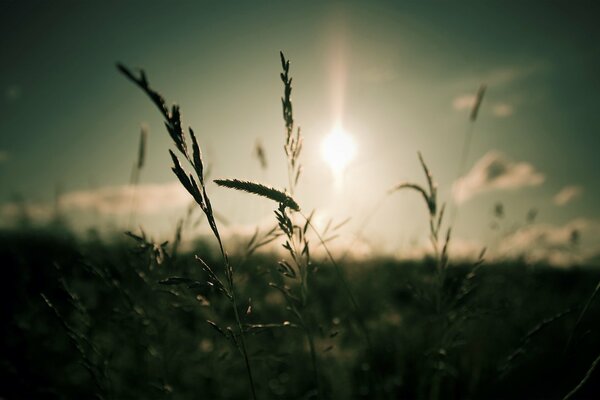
118;61;258;399
128;125;148;227
2;228;600;399
0;52;599;399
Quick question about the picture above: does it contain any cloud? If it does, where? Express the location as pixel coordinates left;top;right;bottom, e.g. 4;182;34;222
60;182;190;215
452;94;476;111
0;201;52;224
553;185;583;206
453;151;545;203
396;236;484;262
453;96;514;118
0;150;8;162
452;63;544;117
497;219;600;267
0;181;192;227
474;64;543;88
484;66;531;87
491;103;514;117
213;210;374;260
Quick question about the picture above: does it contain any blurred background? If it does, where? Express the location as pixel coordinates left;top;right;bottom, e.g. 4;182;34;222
1;0;599;265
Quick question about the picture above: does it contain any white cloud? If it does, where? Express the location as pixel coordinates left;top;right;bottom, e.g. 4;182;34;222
554;185;583;206
453;97;514;117
0;182;192;228
477;64;542;88
396;236;484;262
0;202;52;224
497;219;600;267
452;94;476;111
216;209;375;260
484;67;528;87
60;182;190;215
452;63;544;116
453;151;545;203
491;103;514;117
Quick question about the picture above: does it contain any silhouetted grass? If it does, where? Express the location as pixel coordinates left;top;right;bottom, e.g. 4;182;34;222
1;226;600;399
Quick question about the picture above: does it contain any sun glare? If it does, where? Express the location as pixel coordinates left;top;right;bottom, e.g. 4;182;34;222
321;125;357;181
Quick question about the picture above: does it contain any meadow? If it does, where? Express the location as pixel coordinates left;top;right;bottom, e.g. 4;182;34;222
1;53;599;400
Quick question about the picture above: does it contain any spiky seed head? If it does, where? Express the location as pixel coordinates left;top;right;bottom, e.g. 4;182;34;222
214;179;300;211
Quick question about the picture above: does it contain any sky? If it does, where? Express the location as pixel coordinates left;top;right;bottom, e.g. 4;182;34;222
1;0;599;265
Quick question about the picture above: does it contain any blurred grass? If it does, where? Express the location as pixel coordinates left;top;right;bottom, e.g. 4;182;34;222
1;226;599;399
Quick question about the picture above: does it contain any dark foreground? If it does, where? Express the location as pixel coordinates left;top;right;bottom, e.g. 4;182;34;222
1;227;599;399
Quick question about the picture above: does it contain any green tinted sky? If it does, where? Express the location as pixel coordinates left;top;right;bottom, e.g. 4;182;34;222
1;0;598;259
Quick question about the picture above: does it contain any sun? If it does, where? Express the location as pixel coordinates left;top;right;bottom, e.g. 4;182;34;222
321;125;357;181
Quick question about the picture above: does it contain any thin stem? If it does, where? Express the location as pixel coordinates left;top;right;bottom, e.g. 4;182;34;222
217;241;257;400
456;122;475;187
289;218;308;304
287;159;295;196
563;352;600;400
300;211;373;351
449;121;475;227
203;206;257;400
294;306;321;399
231;287;258;400
281;210;320;397
127;165;140;228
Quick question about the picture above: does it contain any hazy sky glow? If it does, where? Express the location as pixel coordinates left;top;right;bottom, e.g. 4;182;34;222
1;0;599;264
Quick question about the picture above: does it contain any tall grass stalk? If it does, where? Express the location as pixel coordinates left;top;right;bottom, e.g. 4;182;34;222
390;152;449;305
210;185;323;389
457;84;486;178
391;152;487;399
450;84;486;226
215;52;328;397
279;52;302;196
117;64;258;400
279;51;319;396
277;51;373;394
128;125;148;227
278;51;373;395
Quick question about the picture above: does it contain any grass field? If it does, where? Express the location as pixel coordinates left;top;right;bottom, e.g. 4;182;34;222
1;225;599;399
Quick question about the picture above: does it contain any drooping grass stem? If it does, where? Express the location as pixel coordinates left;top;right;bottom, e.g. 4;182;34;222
117;63;258;400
